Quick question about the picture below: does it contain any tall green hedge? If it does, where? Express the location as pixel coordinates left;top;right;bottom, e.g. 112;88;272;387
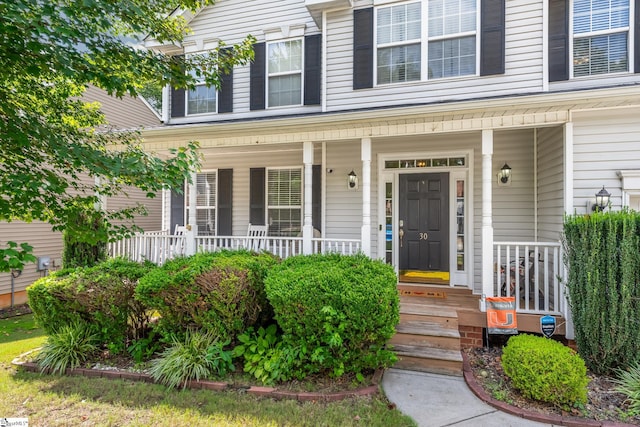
563;210;640;374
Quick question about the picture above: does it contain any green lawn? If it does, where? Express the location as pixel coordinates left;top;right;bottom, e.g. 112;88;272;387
0;315;416;426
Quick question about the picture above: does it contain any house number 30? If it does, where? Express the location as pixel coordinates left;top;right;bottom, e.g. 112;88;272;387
419;232;428;240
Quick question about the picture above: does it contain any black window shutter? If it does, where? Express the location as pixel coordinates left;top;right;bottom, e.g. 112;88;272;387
217;169;233;235
635;0;640;73
170;185;185;233
480;0;505;76
170;55;186;118
218;48;234;113
353;8;374;89
250;43;266;110
549;0;569;81
304;34;322;105
312;165;321;233
249;168;266;225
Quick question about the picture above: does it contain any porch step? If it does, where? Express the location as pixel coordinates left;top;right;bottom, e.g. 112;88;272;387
391;297;463;376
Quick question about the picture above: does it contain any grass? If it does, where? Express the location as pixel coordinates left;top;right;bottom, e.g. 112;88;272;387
0;315;416;426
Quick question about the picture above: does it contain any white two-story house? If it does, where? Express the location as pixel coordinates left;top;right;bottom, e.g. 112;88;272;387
125;0;640;350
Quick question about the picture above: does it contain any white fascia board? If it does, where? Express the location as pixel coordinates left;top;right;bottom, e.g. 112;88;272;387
305;0;353;26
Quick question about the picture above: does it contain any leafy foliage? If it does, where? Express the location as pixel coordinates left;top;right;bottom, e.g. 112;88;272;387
0;0;256;271
614;362;640;416
36;322;98;374
0;241;36;272
501;334;589;408
62;205;108;268
149;330;234;389
562;210;640;374
264;253;399;379
27;258;157;353
233;324;300;385
135;250;280;339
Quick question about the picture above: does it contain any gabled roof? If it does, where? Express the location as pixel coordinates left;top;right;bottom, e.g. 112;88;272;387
143;6;205;54
83;85;161;130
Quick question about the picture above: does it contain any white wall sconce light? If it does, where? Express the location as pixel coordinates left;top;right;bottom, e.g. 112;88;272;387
592;186;611;212
498;163;512;185
348;170;358;190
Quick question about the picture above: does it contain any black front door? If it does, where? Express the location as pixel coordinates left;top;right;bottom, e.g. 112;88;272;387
399;173;449;274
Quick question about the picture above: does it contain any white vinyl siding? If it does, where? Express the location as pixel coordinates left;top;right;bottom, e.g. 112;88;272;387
572;0;630;77
326;0;544;112
536;126;565;241
267;39;303;107
572;107;640;212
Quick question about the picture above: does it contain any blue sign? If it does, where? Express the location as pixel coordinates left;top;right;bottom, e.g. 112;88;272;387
540;315;556;338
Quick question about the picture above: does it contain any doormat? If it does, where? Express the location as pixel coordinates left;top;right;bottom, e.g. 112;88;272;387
402;271;451;281
399;289;447;298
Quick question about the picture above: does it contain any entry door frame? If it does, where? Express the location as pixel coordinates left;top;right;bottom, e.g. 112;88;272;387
377;150;474;288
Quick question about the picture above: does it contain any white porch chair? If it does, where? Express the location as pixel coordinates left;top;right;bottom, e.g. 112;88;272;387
245;223;268;251
171;225;187;256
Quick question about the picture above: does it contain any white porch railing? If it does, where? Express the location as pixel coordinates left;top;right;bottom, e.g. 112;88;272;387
494;241;565;315
108;232;361;265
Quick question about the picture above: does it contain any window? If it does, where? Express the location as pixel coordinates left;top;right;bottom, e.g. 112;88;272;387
427;0;477;78
187;172;217;236
187;53;217;115
267;168;302;236
267;39;303;107
376;2;422;84
375;0;477;85
573;0;629;77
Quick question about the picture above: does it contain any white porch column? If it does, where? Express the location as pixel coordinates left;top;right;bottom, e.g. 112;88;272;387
185;172;198;255
563;122;575;339
481;130;494;309
361;138;372;257
303;141;314;255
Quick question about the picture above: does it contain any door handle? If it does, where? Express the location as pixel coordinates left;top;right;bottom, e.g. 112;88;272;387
399;227;404;248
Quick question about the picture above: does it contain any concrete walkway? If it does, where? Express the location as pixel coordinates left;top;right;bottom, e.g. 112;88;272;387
382;369;554;427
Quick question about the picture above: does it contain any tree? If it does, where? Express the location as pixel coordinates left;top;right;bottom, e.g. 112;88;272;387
0;0;256;270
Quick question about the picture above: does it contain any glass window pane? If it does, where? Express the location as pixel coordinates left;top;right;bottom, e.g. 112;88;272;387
268;74;302;107
187;85;216;115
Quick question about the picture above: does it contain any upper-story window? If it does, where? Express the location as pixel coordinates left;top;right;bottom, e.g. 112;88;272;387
267;39;303;107
572;0;630;77
187;53;217;115
375;0;477;85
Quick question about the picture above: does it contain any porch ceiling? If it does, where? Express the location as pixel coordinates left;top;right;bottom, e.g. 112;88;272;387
140;85;640;151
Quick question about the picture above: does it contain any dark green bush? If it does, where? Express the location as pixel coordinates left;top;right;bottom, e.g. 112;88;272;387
563;210;640;374
501;334;589;408
135;250;279;339
27;258;156;353
264;253;399;379
62;207;108;268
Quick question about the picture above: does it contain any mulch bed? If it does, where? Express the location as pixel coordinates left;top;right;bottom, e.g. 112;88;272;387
0;303;32;319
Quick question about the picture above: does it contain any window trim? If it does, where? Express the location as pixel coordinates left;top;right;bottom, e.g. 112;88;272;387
373;0;480;86
569;0;634;78
266;38;305;109
265;166;303;236
185;52;218;116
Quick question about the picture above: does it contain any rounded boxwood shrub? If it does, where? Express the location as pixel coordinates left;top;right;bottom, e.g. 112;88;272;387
27;258;156;354
264;253;399;379
135;250;279;339
501;334;589;408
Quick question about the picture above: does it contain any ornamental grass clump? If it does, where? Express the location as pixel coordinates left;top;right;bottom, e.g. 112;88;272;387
264;253;399;379
501;334;588;408
149;329;234;389
37;322;98;374
613;362;640;416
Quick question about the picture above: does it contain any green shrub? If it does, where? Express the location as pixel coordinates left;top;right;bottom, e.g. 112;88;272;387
563;210;640;374
501;334;589;408
149;330;234;389
135;250;279;339
62;207;108;268
264;253;399;379
27;258;156;353
37;322;98;374
233;324;300;385
613;361;640;416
